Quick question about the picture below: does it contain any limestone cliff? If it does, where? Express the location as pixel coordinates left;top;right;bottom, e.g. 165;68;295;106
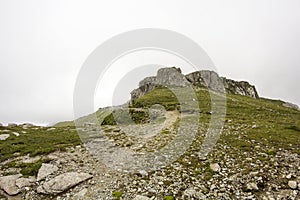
130;67;259;101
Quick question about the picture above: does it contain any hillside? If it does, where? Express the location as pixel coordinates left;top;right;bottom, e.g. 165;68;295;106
0;68;299;199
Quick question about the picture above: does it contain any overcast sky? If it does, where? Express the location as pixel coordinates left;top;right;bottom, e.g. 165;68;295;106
0;0;299;125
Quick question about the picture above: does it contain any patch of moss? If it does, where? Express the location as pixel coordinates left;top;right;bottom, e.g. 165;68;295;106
164;196;175;200
112;191;123;199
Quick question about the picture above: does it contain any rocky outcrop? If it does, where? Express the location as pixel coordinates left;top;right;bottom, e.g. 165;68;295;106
185;70;225;93
131;67;189;101
156;67;189;87
222;78;259;98
131;67;259;101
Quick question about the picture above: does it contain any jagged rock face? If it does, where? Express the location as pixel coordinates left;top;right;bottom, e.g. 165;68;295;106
223;79;259;98
130;67;259;101
185;70;225;93
139;76;156;87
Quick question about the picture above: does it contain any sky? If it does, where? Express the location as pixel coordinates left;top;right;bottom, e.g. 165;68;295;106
0;0;299;125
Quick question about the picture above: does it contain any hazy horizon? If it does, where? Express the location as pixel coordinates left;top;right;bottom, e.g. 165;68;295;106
1;0;300;125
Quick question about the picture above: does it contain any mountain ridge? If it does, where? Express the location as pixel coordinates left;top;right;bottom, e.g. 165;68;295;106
131;67;259;103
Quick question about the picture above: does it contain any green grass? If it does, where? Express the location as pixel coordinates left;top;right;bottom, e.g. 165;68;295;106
101;109;150;125
112;191;123;199
5;158;51;177
0;126;81;162
164;196;175;200
19;160;43;177
129;86;300;155
2;85;298;189
131;86;180;111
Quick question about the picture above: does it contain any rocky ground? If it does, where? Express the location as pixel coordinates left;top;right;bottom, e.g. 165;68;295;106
0;109;299;200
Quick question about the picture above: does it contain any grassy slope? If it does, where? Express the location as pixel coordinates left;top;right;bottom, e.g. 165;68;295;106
0;126;80;163
1;86;299;179
131;86;300;153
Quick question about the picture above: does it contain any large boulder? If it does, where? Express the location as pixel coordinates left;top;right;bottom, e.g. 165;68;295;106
37;172;92;194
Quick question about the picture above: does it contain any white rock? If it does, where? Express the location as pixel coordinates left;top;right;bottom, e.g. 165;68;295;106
288;181;297;189
133;195;150;200
37;172;92;194
37;163;59;181
183;187;197;197
0;134;10;140
0;174;22;195
286;174;292;179
12;132;20;137
246;182;259;191
138;170;148;177
210;163;221;172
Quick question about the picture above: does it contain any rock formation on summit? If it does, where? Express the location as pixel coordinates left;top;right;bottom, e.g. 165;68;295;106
131;67;259;101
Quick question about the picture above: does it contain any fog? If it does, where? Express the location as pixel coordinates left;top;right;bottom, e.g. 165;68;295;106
0;0;299;125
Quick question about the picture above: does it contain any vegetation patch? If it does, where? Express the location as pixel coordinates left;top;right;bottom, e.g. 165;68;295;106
112;191;123;199
0;126;81;162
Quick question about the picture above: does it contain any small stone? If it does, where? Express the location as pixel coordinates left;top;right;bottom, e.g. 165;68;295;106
37;163;59;181
286;174;292;179
210;163;221;172
138;170;148;177
199;156;207;161
133;195;150;200
183;187;197;197
12;132;20;137
288;181;297;189
246;182;259;191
